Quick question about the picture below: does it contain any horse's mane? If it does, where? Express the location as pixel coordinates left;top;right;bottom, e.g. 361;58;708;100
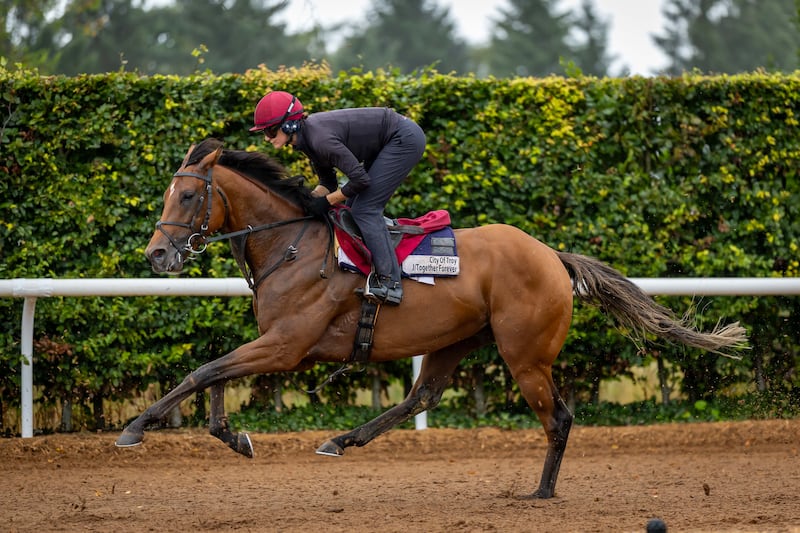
187;138;313;208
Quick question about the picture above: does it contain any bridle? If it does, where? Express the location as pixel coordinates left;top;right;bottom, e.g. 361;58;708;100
155;166;316;292
155;168;219;258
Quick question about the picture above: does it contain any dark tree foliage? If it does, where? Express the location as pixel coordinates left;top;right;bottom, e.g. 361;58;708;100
168;0;316;74
1;0;60;69
28;0;316;75
654;0;800;75
331;0;469;74
38;0;171;75
5;0;623;78
486;0;573;77
569;0;617;77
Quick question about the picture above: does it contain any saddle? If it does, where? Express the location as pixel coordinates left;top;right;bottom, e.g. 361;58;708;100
332;207;424;249
329;206;459;279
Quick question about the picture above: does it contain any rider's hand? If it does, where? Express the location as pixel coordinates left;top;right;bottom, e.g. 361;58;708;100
308;195;332;219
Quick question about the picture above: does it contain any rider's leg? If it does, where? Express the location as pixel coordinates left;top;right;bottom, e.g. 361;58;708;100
350;200;402;303
350;119;425;304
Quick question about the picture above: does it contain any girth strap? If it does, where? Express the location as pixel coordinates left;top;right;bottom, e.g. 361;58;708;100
351;298;381;363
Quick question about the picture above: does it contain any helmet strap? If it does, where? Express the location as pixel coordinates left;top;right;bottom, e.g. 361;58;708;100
277;95;297;127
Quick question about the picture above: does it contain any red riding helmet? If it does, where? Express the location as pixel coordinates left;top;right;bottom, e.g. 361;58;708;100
250;91;304;132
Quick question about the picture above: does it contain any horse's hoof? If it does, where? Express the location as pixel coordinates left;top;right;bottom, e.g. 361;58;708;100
236;433;254;458
516;489;554;500
115;430;144;448
315;440;344;457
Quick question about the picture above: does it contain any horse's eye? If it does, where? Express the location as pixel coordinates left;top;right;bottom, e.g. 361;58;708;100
180;191;195;204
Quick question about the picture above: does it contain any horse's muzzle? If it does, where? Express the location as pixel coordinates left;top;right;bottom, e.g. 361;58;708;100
145;245;184;274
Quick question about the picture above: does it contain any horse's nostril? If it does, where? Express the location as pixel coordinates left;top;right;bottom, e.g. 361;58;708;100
150;248;165;260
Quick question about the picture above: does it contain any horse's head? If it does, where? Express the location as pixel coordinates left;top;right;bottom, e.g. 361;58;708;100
145;142;228;274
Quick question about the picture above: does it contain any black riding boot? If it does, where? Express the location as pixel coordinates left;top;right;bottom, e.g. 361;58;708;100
365;272;403;305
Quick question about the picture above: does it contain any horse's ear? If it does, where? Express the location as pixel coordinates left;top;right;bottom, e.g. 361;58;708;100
180;144;196;168
198;146;223;171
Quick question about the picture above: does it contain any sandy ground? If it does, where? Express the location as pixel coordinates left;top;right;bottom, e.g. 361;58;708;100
2;419;799;533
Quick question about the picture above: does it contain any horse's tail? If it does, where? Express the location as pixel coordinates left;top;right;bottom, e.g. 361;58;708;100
557;251;748;358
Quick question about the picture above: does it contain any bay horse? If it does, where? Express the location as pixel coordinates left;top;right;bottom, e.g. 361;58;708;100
116;138;747;498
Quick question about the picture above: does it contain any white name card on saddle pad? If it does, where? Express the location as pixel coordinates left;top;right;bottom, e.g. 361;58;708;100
401;236;460;276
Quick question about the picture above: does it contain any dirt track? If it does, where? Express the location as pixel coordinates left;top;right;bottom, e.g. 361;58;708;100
2;419;799;532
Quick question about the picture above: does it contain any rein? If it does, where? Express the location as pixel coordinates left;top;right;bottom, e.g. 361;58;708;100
157;167;316;292
230;218;312;292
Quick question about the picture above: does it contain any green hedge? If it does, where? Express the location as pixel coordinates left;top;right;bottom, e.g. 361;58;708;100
1;62;798;431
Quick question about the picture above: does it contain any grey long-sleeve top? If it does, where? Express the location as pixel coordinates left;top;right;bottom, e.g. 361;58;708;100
293;107;401;197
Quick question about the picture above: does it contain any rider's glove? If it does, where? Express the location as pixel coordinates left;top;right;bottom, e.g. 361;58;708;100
308;195;332;219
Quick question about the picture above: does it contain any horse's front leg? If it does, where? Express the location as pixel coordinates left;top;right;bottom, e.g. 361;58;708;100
116;359;220;447
208;382;253;458
316;334;486;456
116;335;294;448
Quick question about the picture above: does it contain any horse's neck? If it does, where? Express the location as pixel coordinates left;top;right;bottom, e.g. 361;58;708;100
217;173;324;281
219;169;303;231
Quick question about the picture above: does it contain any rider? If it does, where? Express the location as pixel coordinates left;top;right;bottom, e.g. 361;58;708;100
250;90;426;305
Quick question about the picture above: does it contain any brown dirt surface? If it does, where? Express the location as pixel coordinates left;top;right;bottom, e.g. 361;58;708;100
2;419;799;533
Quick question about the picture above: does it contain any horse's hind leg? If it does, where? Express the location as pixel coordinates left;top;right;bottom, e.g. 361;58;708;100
208;383;254;458
316;332;489;456
513;363;573;499
315;351;458;456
